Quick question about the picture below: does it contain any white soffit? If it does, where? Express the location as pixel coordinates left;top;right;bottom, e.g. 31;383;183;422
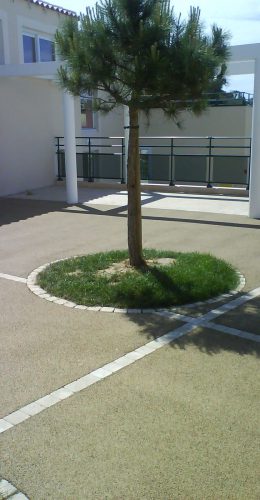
227;43;260;75
0;61;60;77
0;44;260;79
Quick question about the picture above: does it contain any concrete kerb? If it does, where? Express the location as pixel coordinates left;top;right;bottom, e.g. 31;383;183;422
26;257;246;314
0;478;28;499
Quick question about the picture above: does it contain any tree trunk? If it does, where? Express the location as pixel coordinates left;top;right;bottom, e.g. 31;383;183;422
127;107;145;268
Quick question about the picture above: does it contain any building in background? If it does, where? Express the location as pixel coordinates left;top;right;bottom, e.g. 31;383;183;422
0;0;253;197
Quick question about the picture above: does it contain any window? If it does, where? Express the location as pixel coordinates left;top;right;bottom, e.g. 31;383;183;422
22;33;55;63
23;34;36;63
81;94;95;129
39;38;55;62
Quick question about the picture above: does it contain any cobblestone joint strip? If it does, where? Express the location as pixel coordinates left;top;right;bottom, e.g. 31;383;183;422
26;259;246;314
204;321;260;342
0;478;29;499
0;273;27;284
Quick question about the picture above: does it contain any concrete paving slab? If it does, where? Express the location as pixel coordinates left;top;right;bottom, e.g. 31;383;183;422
8;185;249;216
1;327;259;499
0;280;179;418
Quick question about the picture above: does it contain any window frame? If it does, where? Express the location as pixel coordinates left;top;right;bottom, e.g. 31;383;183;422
22;31;55;63
18;15;57;64
80;93;97;131
38;36;55;62
22;33;37;63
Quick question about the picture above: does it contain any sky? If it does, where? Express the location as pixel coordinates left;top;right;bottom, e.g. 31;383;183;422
56;0;260;94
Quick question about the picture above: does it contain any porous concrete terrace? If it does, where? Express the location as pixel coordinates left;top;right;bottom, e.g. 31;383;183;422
0;192;259;499
9;184;249;215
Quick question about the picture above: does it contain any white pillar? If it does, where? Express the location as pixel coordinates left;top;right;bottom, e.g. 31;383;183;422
123;105;129;184
63;91;78;204
249;58;260;218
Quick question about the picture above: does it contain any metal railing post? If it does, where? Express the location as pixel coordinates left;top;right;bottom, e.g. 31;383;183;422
121;137;125;184
169;138;175;186
57;137;63;181
54;134;250;188
207;136;213;188
82;149;88;181
88;137;93;182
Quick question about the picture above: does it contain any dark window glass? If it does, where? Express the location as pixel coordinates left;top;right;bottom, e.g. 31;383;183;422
23;34;36;63
39;38;55;62
81;95;94;129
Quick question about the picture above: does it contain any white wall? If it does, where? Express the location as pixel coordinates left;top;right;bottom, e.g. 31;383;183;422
140;106;252;137
0;77;63;196
0;0;74;196
95;104;252;139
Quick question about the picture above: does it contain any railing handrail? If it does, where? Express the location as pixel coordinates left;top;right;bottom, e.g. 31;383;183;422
56;135;252;140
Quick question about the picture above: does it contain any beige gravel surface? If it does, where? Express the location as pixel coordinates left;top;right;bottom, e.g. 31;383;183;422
1;328;259;499
0;196;259;499
0;279;177;418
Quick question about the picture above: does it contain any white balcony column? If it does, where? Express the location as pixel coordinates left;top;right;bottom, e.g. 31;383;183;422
63;90;78;204
123;105;129;184
249;58;260;218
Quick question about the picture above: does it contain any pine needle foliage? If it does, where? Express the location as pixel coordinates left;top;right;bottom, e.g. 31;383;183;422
56;0;230;115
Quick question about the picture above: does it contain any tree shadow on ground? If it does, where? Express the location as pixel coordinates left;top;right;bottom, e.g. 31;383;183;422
0;198;68;227
1;197;260;229
113;263;188;308
126;302;260;358
172;327;260;357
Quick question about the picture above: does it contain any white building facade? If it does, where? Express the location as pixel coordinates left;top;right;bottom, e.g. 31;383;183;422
0;0;259;217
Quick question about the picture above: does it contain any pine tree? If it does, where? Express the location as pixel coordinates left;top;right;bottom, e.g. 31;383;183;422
56;0;230;267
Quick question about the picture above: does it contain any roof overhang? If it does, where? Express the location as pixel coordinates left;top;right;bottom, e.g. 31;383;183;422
0;61;60;78
25;0;76;17
227;43;260;75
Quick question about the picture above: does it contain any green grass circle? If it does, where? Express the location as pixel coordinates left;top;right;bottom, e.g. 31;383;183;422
37;249;239;309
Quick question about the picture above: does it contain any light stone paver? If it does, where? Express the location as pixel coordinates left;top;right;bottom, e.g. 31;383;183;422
91;367;113;378
9;494;29;499
4;410;30;425
64;373;101;392
0;273;27;283
205;322;260;342
36;393;64;408
0;479;17;497
21;402;46;416
0;419;13;432
100;306;115;313
0;479;29;500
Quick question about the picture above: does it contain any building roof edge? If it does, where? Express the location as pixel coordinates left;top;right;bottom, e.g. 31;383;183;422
26;0;77;17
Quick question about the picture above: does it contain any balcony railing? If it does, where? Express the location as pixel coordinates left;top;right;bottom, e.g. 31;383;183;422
56;135;251;189
206;91;253;107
